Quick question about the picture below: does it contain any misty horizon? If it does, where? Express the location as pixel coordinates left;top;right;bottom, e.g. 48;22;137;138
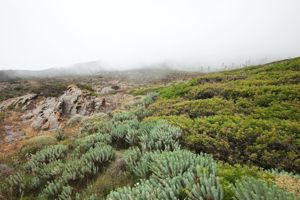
1;0;300;71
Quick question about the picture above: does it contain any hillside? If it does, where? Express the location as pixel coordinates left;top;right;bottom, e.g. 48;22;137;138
149;57;300;172
0;58;299;200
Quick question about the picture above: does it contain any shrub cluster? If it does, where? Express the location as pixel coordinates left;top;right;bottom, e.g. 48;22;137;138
150;58;300;173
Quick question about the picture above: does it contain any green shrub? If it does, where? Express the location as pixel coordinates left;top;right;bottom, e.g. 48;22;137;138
233;177;294;200
159;82;190;99
61;144;114;182
20;135;57;159
7;172;26;195
25;144;68;173
80;113;109;134
73;133;112;155
41;180;73;200
184;115;300;172
138;120;181;151
184;171;224;200
124;149;216;179
109;150;221;200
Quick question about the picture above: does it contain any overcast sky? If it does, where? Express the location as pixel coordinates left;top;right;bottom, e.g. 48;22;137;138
0;0;300;70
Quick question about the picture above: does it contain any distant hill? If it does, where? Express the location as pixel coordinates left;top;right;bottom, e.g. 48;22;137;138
0;61;104;81
0;61;200;82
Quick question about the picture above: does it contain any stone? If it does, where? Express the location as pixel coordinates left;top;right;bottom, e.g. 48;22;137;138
28;85;99;130
0;93;37;111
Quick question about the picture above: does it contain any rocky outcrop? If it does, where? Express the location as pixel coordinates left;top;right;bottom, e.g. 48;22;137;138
0;93;38;111
100;86;116;94
26;85;99;130
0;84;122;131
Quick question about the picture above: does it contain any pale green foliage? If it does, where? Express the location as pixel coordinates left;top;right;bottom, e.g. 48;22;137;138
58;185;73;200
62;144;114;182
124;149;216;179
107;176;185;200
124;147;149;178
30;177;41;189
84;194;98;200
25;144;68;172
125;128;139;145
142;92;158;106
110;119;140;142
148;150;216;179
110;150;222;200
139;120;181;151
108;110;181;150
233;177;294;200
108;112;140;145
107;170;223;200
130;104;150;120
42;180;72;200
184;169;223;200
73;133;111;155
112;111;137;122
126;92;158;120
82;144;114;163
7;172;26;193
33;160;65;181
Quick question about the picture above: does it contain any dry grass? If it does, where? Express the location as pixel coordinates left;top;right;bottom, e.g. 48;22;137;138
275;175;300;199
83;151;137;199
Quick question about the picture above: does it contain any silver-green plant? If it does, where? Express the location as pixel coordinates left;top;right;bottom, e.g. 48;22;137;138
233;177;294;200
62;144;114;182
142;92;158;106
25;144;68;172
124;147;150;178
184;169;223;200
73;133;112;155
7;172;26;195
139;120;181;151
42;180;72;200
107;175;185;200
149;150;216;179
112;111;137;122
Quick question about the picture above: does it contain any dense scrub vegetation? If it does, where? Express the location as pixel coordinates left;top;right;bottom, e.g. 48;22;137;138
1;58;300;199
0;80;69;101
149;57;300;173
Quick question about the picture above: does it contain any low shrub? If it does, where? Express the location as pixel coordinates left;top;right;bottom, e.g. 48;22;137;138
234;177;294;200
20;135;57;159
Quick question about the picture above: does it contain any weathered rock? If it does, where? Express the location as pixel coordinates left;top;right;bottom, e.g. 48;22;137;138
0;93;37;111
100;86;115;94
27;85;99;130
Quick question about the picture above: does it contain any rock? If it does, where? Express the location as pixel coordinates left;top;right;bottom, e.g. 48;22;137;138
66;114;85;126
0;93;37;111
27;85;99;130
100;86;115;94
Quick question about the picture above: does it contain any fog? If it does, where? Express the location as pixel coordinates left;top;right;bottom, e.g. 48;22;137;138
0;0;300;71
